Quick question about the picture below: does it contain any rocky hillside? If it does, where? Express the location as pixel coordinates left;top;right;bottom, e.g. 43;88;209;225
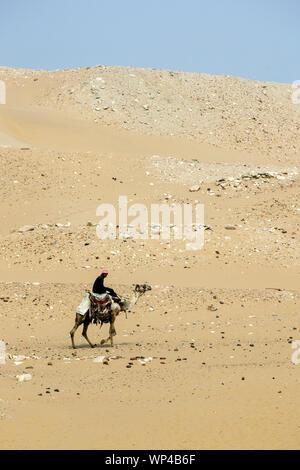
1;65;299;158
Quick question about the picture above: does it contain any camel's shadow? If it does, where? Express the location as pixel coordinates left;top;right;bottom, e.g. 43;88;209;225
68;341;134;350
69;343;108;350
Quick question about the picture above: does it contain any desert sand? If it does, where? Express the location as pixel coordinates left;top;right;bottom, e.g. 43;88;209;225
0;65;299;449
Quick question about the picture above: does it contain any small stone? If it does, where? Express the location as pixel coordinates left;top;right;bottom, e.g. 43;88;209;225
16;373;32;382
207;304;217;311
93;356;105;363
189;185;201;192
18;225;35;233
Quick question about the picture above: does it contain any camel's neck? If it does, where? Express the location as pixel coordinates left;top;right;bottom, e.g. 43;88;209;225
124;292;141;311
129;292;140;308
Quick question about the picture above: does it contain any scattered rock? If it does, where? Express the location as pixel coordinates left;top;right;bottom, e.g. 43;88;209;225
16;374;32;382
93;356;106;363
189;185;201;192
207;304;218;311
18;225;34;233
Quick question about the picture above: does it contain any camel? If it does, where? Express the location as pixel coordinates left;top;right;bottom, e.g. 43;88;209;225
70;284;151;349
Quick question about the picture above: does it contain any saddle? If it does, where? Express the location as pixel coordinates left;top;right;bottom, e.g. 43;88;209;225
89;292;112;325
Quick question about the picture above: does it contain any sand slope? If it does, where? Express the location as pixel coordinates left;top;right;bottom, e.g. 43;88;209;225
1;65;300;158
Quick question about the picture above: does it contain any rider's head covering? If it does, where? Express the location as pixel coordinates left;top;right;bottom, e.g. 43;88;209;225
101;270;108;276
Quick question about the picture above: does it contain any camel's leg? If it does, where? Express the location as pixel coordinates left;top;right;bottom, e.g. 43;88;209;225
109;321;116;347
82;318;94;348
70;313;85;349
100;322;108;346
70;323;79;349
100;322;116;347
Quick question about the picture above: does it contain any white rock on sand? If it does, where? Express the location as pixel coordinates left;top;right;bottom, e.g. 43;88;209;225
16;374;32;382
18;225;35;233
189;185;201;192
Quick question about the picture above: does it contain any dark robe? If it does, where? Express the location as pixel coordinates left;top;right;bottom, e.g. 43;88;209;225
92;274;118;298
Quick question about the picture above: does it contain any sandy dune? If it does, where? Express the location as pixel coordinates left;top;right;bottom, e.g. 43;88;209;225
0;66;299;449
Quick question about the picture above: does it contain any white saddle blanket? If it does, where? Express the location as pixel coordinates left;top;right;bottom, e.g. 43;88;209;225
76;292;111;315
76;292;91;315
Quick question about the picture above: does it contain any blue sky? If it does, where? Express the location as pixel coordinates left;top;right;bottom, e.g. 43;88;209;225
0;0;299;83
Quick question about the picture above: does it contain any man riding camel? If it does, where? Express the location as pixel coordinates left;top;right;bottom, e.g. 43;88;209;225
92;270;121;304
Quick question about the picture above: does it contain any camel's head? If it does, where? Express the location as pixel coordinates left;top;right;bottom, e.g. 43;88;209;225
120;284;151;313
134;283;152;294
